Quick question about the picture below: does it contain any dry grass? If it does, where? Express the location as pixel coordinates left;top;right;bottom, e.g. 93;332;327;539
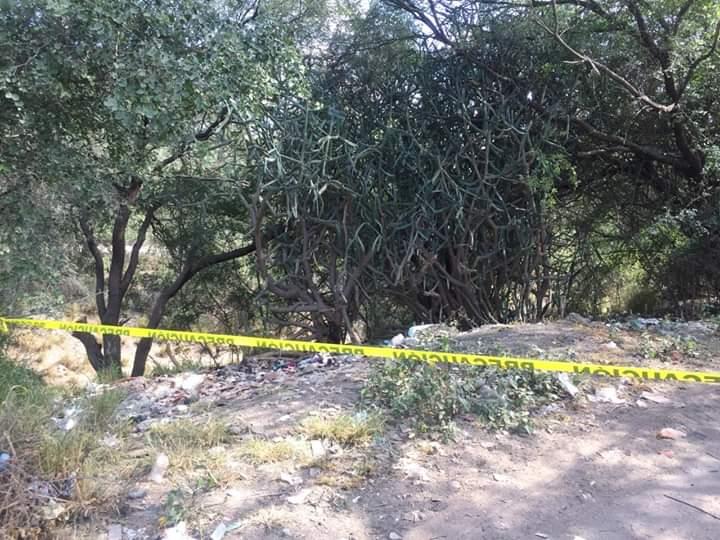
243;505;293;529
299;411;384;446
315;455;378;489
0;359;134;536
147;418;237;486
238;438;311;464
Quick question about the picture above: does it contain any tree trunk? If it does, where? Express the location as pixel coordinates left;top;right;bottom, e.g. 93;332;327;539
131;292;170;377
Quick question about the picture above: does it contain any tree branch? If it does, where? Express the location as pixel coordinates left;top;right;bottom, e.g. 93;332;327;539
78;217;107;319
152;106;231;173
534;13;676;113
120;205;156;298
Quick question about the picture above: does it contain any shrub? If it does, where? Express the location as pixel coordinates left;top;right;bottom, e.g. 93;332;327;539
362;359;562;435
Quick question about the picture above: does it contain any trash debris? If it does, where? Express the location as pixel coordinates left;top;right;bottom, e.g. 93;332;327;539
535;534;549;539
556;373;579;397
603;341;619;350
640;391;671;404
657;428;686;440
0;451;10;472
407;324;435;337
210;523;227;540
108;524;123;540
388;532;402;540
149;452;170;483
390;334;405;347
162;521;195;540
588;386;625;404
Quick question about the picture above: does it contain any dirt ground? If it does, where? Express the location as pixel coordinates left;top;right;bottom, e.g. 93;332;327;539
23;318;720;540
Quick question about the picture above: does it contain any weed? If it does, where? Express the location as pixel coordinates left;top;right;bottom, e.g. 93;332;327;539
159;488;192;528
0;356;136;535
148;418;231;452
147;418;238;488
300;412;383;446
362;359;562;435
81;388;127;432
238;438;311;464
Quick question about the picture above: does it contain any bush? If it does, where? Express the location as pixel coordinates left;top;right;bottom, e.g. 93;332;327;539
362;359;562;435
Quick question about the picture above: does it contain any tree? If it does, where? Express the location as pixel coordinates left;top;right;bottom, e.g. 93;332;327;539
1;0;307;375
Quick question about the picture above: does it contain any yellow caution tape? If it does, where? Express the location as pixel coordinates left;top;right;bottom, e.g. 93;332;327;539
1;317;719;383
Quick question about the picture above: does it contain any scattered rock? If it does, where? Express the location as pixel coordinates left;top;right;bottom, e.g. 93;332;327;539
492;473;511;483
107;524;123;540
657;428;686;440
402;510;425;522
640;391;671;404
389;533;402;540
177;372;205;395
603;341;619;350
450;480;462;490
41;500;67;521
565;312;590;325
535;534;549;539
162;521;194;540
310;439;326;459
127;487;147;500
588;386;625;404
556;373;579;397
280;472;303;486
287;488;312;505
149;453;170;483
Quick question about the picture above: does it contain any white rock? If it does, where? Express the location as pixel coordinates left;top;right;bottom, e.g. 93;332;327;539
310;439;326;459
556;373;579;397
287;488;311;505
640;391;671;404
280;472;303;485
149;453;169;483
107;524;122;540
162;522;195;540
178;373;205;394
589;386;625;404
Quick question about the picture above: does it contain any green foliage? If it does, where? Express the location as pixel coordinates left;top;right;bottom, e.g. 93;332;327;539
362;360;562;435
